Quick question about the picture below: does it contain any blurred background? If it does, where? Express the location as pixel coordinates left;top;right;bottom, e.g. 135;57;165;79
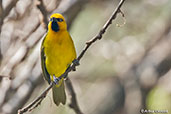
0;0;171;114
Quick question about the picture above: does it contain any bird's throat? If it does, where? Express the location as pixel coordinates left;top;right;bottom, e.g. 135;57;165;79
51;21;59;32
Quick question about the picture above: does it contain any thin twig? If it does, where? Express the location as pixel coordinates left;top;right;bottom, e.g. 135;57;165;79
18;82;53;114
18;0;125;113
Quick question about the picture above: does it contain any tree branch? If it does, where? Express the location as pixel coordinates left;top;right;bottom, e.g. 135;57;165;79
18;82;53;114
18;0;125;113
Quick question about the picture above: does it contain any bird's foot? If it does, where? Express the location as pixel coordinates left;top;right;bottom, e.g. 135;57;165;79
73;59;80;66
53;75;60;85
72;59;80;71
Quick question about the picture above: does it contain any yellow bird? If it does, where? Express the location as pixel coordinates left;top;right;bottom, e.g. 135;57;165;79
40;13;76;106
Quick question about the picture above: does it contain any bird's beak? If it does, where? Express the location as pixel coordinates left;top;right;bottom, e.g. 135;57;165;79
50;18;59;32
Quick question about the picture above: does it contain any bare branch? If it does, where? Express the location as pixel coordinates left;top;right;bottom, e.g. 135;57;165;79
77;0;125;61
18;0;126;113
18;82;53;114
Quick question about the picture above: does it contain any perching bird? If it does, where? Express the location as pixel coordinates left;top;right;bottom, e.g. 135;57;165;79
40;13;76;106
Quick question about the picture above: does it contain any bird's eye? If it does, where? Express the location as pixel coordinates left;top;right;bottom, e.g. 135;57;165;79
57;18;63;22
49;18;63;22
50;18;54;21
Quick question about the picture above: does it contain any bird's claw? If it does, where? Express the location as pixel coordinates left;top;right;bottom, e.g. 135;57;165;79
72;59;80;71
73;59;80;66
53;75;60;84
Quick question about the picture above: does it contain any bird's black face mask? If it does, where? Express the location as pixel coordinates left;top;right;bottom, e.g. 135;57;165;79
50;17;59;32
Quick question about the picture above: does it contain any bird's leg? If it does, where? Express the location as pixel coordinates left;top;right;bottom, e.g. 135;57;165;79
72;59;80;71
53;74;60;85
73;59;80;66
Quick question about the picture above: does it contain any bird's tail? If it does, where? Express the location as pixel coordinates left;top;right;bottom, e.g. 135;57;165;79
52;81;66;106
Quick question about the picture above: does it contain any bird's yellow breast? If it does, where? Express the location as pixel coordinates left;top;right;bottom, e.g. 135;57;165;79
43;30;76;79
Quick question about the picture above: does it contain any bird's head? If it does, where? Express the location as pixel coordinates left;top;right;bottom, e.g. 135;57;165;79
48;13;67;32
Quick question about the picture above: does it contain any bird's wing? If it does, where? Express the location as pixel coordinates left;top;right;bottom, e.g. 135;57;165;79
41;34;51;84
